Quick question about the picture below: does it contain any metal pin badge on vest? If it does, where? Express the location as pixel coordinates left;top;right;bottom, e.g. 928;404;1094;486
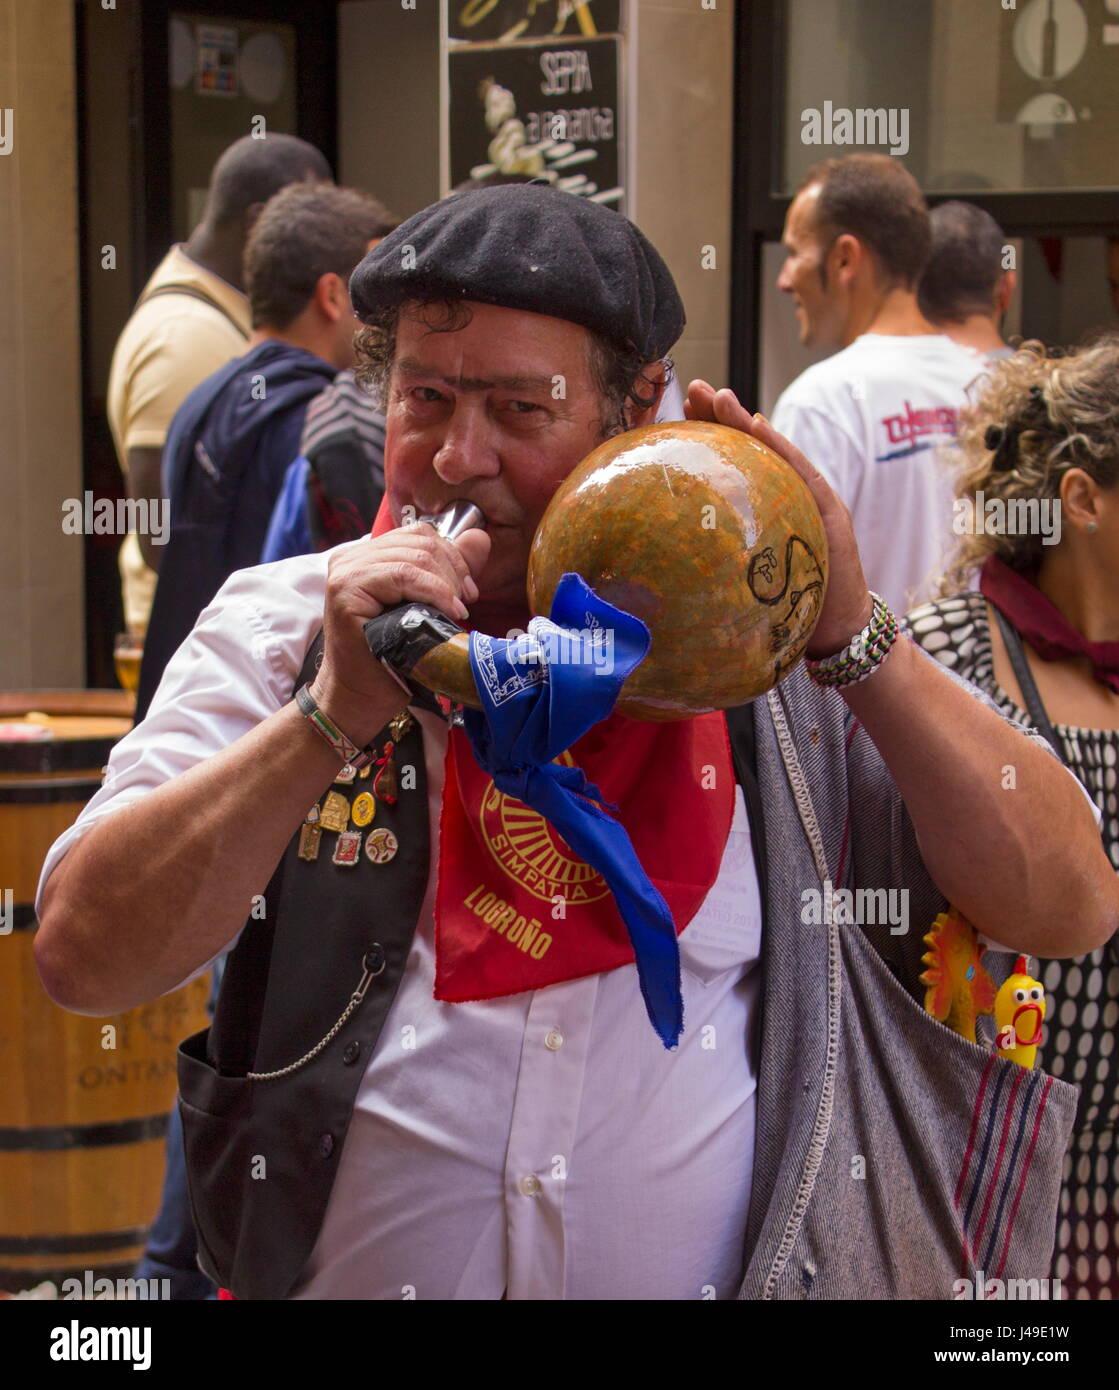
363;502;487;709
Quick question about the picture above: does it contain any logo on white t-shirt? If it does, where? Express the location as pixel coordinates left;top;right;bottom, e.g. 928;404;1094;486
878;401;960;461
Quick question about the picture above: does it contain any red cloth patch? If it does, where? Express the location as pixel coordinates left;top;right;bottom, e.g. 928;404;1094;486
370;496;395;537
434;713;734;1001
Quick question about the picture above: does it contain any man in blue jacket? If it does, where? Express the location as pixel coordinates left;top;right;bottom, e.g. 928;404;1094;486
137;181;393;721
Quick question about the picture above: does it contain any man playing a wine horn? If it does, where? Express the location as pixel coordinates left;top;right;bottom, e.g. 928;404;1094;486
36;184;1117;1300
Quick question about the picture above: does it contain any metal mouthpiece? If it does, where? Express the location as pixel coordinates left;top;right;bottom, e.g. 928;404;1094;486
420;500;487;540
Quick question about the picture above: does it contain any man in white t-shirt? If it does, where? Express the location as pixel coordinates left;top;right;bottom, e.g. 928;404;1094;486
771;155;984;612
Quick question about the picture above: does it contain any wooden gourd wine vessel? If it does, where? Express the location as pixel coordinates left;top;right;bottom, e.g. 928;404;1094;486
406;421;828;719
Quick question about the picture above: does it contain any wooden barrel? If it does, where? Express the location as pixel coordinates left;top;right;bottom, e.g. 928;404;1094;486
0;691;209;1293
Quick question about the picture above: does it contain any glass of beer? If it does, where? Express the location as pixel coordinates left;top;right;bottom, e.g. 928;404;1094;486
114;632;143;693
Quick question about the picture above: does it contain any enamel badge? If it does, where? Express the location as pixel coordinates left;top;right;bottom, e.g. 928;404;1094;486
364;828;399;864
298;823;322;862
333;830;362;866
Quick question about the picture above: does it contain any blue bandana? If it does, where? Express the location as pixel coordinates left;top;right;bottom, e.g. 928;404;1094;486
461;573;685;1048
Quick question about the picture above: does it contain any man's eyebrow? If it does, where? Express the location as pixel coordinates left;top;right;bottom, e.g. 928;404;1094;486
394;356;555;392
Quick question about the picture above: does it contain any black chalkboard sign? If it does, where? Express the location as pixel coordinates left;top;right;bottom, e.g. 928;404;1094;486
448;35;623;208
448;1;622;45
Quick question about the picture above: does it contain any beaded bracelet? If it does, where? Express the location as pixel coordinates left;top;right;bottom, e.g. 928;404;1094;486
295;683;381;771
804;593;899;690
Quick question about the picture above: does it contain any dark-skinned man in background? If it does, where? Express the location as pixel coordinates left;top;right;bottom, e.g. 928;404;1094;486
136;180;394;720
107;133;331;639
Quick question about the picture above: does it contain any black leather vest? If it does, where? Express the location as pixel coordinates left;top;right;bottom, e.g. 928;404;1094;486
178;635;766;1299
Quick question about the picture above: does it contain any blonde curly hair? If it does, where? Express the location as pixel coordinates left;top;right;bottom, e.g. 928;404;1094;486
937;335;1119;596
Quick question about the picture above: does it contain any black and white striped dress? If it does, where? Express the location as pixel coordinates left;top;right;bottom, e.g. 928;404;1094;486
907;590;1119;1300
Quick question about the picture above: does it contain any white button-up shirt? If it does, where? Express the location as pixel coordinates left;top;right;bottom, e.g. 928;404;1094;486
37;545;764;1300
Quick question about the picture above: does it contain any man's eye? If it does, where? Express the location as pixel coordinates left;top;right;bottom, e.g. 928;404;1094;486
507;400;540;414
411;387;444;403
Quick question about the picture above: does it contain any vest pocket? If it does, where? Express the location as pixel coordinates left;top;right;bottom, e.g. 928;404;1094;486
178;1021;373;1299
178;1027;253;1290
179;1026;249;1114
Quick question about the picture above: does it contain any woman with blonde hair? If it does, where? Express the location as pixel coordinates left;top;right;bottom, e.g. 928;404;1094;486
907;336;1119;1299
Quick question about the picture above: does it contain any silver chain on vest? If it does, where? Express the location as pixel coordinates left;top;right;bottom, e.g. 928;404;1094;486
246;953;386;1082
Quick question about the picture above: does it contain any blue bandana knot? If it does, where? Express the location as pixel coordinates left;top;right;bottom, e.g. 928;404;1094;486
463;573;684;1048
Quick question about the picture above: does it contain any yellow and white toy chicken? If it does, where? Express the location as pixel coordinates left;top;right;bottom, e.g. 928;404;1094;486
993;956;1046;1069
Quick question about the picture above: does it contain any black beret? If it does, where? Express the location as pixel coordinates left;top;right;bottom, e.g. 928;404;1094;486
349;184;685;361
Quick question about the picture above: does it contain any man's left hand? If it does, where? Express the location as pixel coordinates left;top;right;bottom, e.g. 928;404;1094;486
684;379;872;657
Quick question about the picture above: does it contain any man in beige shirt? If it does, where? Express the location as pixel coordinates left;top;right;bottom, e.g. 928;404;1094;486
108;133;332;634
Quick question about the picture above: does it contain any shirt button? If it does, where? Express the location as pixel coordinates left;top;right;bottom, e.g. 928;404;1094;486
342;1041;360;1065
320;1133;335;1158
518;1174;542;1197
544;1029;564;1050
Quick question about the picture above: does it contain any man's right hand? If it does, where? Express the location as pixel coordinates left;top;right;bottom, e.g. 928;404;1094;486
309;522;491;742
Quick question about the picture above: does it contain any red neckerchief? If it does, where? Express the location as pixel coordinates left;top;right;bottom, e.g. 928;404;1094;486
370;501;400;539
980;556;1119;695
369;500;736;1000
435;713;733;1001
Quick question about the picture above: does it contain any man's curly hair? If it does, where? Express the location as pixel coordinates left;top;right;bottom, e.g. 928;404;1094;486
354;299;671;439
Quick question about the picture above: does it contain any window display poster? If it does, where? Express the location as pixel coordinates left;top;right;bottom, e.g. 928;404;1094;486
196;23;238;97
448;36;622;208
